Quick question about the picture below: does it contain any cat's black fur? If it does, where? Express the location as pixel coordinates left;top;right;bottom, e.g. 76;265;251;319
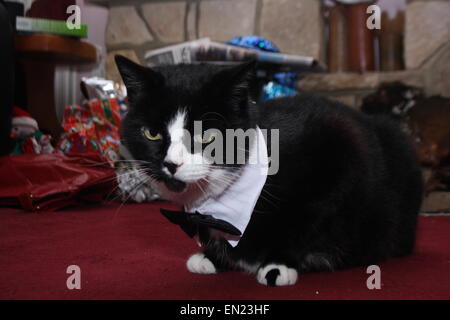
116;56;423;284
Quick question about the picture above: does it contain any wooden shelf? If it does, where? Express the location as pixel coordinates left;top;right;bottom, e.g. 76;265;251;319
15;33;97;64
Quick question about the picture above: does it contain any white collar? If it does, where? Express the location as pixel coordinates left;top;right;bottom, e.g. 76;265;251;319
185;126;268;247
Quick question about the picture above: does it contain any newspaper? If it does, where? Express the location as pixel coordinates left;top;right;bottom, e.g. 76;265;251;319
144;38;318;70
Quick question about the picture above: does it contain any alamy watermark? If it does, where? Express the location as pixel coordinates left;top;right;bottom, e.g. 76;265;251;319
169;121;280;175
66;5;81;30
366;5;381;30
66;265;81;290
366;265;381;290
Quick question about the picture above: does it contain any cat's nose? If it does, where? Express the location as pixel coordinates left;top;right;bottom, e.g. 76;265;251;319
164;161;181;175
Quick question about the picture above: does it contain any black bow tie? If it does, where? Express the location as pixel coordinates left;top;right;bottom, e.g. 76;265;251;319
160;208;242;238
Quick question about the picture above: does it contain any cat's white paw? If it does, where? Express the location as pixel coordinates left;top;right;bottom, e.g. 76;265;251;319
257;264;298;286
116;165;159;203
186;253;217;274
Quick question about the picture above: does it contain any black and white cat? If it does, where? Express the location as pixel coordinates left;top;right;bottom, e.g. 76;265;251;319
115;55;423;287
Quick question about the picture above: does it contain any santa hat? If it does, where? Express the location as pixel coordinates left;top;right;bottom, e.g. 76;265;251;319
12;106;38;130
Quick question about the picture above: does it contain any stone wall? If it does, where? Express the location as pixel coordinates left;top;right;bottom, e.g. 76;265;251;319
404;0;450;69
101;0;324;83
300;0;450;108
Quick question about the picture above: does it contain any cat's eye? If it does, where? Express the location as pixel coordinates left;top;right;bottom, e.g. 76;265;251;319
194;134;215;144
143;128;162;141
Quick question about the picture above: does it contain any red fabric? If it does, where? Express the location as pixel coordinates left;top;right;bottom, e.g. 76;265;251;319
0;153;116;212
12;106;33;118
12;106;38;130
0;202;449;300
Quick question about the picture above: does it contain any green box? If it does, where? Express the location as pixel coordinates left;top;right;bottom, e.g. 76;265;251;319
16;17;88;38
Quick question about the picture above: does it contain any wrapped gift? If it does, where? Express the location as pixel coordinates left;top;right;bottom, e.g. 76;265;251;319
56;98;122;164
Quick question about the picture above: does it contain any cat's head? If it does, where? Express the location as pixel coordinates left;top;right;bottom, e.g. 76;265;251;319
115;55;256;204
361;81;424;117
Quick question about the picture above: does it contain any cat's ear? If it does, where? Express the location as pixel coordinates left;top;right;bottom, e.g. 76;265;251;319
115;55;163;101
227;60;256;102
227;60;256;84
211;60;256;106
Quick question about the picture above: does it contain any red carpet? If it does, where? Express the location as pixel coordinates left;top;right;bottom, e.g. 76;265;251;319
0;202;449;300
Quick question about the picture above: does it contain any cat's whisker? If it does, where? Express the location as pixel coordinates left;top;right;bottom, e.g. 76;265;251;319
211;176;237;184
260;188;281;201
211;174;240;183
203;165;243;173
195;180;208;201
202;175;241;196
200;176;227;191
256;193;279;209
112;174;151;218
101;168;149;185
206;174;241;182
83;159;151;168
104;181;126;203
107;168;156;204
205;174;279;210
81;172;148;191
200;178;242;213
204;164;242;169
115;159;150;163
252;208;269;214
236;147;250;154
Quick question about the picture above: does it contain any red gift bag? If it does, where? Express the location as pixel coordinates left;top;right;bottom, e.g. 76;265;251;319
0;153;116;212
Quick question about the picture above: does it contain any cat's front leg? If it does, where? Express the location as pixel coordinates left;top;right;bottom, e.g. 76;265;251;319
186;252;217;274
256;263;298;287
